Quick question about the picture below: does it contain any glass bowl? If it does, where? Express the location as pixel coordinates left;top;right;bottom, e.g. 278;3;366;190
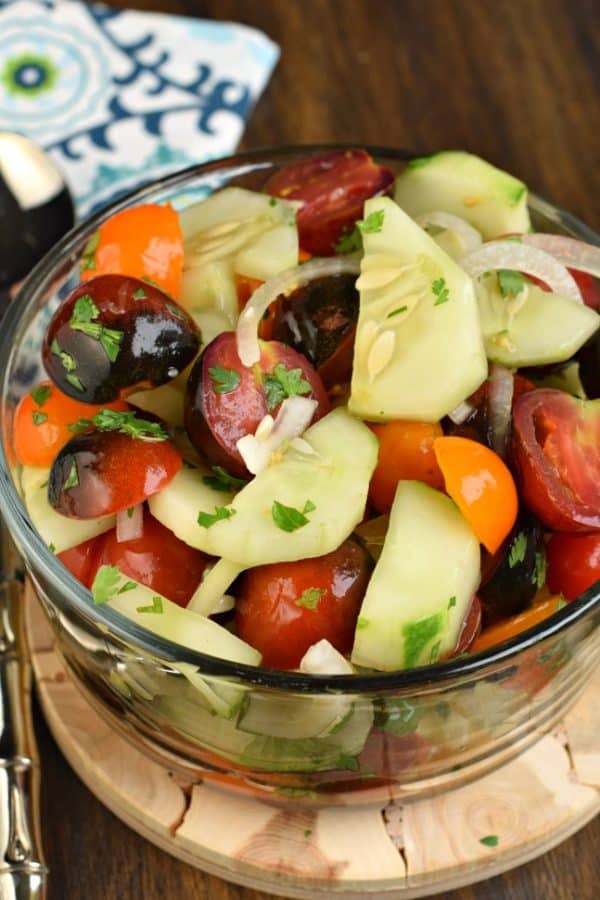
1;146;599;808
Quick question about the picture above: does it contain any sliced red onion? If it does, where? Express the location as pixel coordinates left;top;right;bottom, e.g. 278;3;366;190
522;234;600;278
460;241;583;303
488;364;514;458
236;396;318;475
416;211;483;255
236;255;360;366
116;503;143;543
448;399;475;425
299;639;354;675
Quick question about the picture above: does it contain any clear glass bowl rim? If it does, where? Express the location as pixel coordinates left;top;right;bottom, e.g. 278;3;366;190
1;143;598;694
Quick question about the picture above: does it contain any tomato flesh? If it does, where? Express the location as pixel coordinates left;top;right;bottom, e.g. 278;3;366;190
368;420;444;513
547;532;600;600
235;538;372;669
512;388;600;531
264;150;394;256
184;331;329;478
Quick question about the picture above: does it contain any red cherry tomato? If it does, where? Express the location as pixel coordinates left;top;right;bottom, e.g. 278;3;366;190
546;532;600;600
185;331;329;478
264;150;394;256
80;203;184;298
13;381;128;467
58;535;104;588
235;538;372;669
94;510;212;607
48;430;182;518
512;389;600;531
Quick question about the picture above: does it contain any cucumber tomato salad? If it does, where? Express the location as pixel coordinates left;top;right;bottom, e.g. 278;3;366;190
14;149;600;678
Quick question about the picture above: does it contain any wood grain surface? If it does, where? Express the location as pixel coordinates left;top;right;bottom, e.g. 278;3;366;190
38;1;599;898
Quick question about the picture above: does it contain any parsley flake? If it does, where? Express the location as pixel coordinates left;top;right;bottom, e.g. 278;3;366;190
81;229;100;272
69;409;168;442
197;506;236;528
272;499;315;532
48;542;56;553
432;277;450;306
533;550;547;589
429;640;441;663
166;301;186;321
30;384;52;407
32;410;48;426
118;581;137;594
387;305;408;318
269;196;277;207
335;209;385;254
69;294;124;363
479;835;499;848
202;466;247;493
424;224;446;237
295;587;324;609
132;287;147;300
209;366;241;394
508;532;527;568
448;596;457;610
263;364;312;412
63;461;79;490
335;753;360;772
356;616;369;630
497;269;526;298
136;595;164;614
91;565;121;605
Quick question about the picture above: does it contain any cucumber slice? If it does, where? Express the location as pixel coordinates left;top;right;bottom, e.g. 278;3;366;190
394;151;531;239
21;465;115;553
478;277;600;366
151;407;378;566
128;362;195;427
101;568;261;666
187;557;244;616
191;309;232;347
180;261;238;324
349;197;487;422
351;481;480;671
237;692;352;740
181;187;298;282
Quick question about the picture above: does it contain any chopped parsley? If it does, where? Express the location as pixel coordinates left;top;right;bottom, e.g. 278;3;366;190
432;277;450;306
387;305;408;318
202;466;247;493
208;366;241;394
126;506;135;519
403;612;444;669
48;542;56;553
269;196;277;207
262;364;312;412
32;410;48;426
132;287;147;300
497;269;526;298
304;829;312;838
424;224;446;237
334;753;360;772
30;384;52;407
81;229;100;272
448;595;457;610
479;835;499;848
272;499;315;532
429;640;441;663
51;338;77;373
63;461;79;490
68;409;168;441
356;616;369;630
533;550;547;589
65;373;85;393
335;209;385;253
91;565;121;605
508;532;527;568
197;505;236;528
295;587;324;609
136;595;164;614
69;294;124;363
166;301;186;321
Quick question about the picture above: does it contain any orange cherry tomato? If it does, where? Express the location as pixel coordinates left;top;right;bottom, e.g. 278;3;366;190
368;420;444;513
80;204;184;298
469;595;564;653
13;381;128;468
433;436;518;554
235;273;263;310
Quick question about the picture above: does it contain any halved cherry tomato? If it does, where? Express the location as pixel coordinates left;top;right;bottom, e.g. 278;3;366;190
469;595;565;653
235;538;372;669
185;331;329;478
368;420;444;514
94;509;212;607
48;430;182;518
80;203;184;298
264;150;394;256
546;532;600;600
58;535;104;587
433;436;518;553
13;381;128;467
512;389;600;532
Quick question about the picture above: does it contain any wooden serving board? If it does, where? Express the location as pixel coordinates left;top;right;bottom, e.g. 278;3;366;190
26;590;600;899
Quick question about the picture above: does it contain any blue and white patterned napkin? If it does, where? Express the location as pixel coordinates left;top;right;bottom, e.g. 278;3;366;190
0;0;279;216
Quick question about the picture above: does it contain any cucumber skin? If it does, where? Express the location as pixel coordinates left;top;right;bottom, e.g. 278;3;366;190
351;481;480;672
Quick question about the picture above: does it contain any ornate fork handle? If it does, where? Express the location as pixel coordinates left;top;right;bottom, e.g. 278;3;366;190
0;521;48;900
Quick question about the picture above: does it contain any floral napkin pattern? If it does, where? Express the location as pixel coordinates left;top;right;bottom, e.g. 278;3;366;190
0;0;279;215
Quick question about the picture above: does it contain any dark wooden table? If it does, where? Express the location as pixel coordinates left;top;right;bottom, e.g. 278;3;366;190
38;1;599;898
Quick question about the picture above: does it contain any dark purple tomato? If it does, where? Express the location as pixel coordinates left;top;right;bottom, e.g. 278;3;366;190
261;274;359;387
43;275;200;403
184;331;330;478
48;429;182;518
